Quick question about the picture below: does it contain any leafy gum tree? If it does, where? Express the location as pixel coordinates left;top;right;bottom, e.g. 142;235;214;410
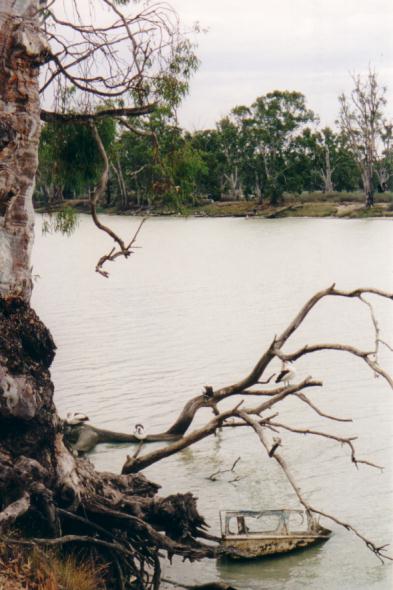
248;91;316;205
295;127;360;193
209;92;317;205
37;115;117;205
215;114;248;200
189;129;226;200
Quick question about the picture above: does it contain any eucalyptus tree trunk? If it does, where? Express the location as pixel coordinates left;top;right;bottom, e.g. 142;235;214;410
361;166;374;207
0;0;48;301
0;0;70;534
0;6;215;583
321;145;334;193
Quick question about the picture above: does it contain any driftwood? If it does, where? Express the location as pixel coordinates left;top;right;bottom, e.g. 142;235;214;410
1;285;393;590
57;285;393;569
64;423;180;454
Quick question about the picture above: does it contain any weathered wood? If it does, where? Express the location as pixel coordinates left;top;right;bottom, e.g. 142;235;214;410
65;423;180;453
0;5;219;588
0;492;30;532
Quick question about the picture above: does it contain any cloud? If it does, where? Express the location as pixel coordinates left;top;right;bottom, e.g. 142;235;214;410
170;0;393;129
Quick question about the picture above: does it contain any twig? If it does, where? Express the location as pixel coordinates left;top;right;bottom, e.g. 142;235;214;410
268;421;383;470
207;457;241;481
237;411;392;562
296;393;353;422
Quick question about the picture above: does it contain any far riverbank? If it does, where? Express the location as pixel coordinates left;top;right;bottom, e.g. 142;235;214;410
36;191;393;220
97;190;393;220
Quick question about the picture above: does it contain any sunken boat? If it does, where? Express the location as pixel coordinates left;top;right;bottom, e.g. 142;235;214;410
219;509;332;559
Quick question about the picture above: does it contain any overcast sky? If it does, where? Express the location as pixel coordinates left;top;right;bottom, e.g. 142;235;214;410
169;0;393;130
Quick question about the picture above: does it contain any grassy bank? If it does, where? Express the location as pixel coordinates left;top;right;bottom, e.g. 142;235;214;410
149;191;393;219
36;191;393;220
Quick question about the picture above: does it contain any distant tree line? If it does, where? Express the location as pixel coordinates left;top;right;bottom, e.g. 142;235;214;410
35;71;393;210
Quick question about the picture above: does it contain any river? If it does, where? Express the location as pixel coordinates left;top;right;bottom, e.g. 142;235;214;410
32;215;393;589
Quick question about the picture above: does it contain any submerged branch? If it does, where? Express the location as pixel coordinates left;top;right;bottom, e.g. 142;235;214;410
237;411;392;562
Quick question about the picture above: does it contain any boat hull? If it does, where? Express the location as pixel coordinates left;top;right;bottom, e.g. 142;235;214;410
221;530;331;559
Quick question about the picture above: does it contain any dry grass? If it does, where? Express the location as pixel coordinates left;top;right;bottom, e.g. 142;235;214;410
286;202;337;217
300;191;393;203
51;555;107;590
0;543;107;590
195;200;256;216
192;195;393;218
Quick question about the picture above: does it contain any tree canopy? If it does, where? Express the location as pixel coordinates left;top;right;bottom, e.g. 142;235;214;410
37;82;393;211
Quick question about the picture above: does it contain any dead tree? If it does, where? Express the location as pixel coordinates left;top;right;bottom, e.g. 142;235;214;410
0;2;219;589
1;3;392;589
320;144;334;193
120;285;393;561
339;70;387;207
64;285;393;563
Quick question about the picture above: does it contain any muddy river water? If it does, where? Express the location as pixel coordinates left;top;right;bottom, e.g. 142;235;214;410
32;215;393;589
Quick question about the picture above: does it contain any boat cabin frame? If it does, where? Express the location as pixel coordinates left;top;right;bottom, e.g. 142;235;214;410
220;509;319;538
219;509;331;559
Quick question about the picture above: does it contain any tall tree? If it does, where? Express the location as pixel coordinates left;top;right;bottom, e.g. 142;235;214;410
37;114;117;205
251;91;316;204
0;3;215;588
296;127;360;193
1;5;393;589
338;70;387;207
215;113;248;200
375;122;393;192
190;129;224;200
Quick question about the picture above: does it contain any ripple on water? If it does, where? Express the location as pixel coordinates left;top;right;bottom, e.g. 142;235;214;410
32;216;393;590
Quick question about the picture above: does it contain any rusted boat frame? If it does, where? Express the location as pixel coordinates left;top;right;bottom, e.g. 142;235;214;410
219;509;332;559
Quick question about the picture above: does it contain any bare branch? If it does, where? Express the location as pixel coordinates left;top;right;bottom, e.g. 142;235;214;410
40;0;182;108
122;404;243;474
310;508;393;563
268;420;383;470
296;392;353;423
88;122;146;277
208;457;241;482
237;411;392;562
40;104;156;123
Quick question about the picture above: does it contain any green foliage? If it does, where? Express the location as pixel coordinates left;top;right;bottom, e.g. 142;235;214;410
36;77;387;214
42;207;79;236
295;127;360;192
205;91;317;204
38;116;116;201
153;39;200;108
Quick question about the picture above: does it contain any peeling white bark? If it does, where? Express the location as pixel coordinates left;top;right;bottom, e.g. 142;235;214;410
0;0;47;301
2;0;34;16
